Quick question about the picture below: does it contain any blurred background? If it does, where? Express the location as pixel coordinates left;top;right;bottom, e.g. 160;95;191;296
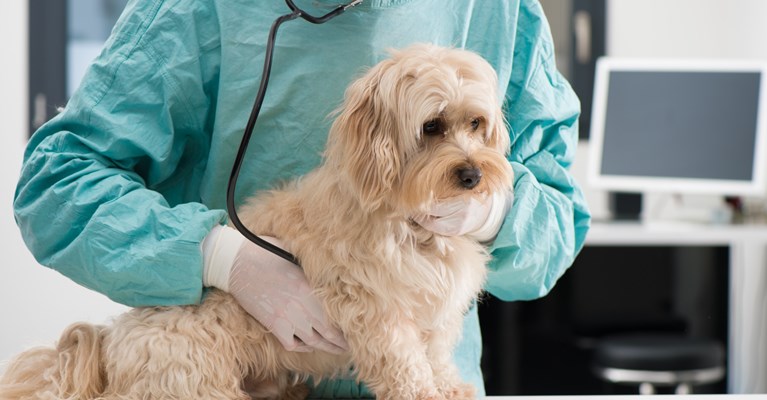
2;0;767;396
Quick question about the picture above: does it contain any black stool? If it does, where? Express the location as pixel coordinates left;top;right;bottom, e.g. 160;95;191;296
592;333;725;394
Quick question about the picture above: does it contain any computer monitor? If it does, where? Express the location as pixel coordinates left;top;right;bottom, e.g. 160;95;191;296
588;58;767;197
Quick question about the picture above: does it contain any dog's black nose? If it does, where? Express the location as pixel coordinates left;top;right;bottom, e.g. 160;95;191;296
457;167;482;189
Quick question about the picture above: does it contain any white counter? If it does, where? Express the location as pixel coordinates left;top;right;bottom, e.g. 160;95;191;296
488;395;765;399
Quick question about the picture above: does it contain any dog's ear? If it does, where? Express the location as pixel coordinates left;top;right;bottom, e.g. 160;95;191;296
326;60;401;212
486;105;511;157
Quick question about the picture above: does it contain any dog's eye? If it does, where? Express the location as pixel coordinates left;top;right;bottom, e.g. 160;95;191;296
422;119;446;136
470;118;481;131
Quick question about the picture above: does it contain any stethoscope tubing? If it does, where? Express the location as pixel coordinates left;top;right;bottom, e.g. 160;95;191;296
226;0;363;266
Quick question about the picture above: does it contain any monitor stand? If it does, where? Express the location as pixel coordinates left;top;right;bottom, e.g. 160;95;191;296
608;192;643;221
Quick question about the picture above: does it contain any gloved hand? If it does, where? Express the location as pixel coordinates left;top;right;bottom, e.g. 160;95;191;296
413;190;512;242
202;225;348;354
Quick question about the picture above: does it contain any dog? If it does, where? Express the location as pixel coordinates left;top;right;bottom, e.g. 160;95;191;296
0;43;514;400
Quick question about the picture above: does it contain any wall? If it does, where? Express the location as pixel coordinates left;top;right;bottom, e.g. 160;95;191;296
573;0;767;221
607;0;767;60
0;2;127;371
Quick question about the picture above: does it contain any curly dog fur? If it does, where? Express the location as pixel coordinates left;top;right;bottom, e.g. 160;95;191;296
0;44;513;400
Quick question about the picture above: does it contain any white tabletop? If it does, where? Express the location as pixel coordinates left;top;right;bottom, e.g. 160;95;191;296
487;396;764;399
586;220;767;246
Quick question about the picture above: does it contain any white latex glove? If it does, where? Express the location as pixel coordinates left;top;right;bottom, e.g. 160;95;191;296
414;190;512;242
202;225;348;354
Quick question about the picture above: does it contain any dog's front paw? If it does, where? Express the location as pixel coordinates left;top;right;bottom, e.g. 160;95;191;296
440;382;476;400
282;382;310;400
377;387;445;400
415;390;446;400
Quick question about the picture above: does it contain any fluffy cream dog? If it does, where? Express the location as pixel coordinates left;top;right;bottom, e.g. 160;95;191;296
0;43;513;400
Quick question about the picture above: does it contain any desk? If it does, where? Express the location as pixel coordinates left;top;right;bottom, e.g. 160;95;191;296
488;396;764;399
586;221;767;394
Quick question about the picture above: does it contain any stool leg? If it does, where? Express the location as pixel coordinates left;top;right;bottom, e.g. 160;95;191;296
639;382;655;395
676;383;692;394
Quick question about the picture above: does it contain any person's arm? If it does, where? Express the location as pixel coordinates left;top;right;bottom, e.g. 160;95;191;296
14;2;349;353
13;2;225;307
485;0;591;301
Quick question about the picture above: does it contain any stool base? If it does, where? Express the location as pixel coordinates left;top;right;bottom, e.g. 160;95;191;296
594;366;725;395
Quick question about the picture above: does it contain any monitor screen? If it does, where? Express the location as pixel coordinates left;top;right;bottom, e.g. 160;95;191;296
588;58;767;196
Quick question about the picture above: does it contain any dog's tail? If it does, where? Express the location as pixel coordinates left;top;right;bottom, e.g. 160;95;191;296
0;322;107;400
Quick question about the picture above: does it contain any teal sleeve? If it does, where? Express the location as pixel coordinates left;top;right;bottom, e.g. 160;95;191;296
12;1;227;307
486;0;592;301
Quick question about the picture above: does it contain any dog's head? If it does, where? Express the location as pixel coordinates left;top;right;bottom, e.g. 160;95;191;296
325;44;514;216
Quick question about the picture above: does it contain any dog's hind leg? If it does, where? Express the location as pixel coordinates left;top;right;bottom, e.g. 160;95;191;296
99;358;253;400
99;345;254;399
99;364;253;400
98;299;256;399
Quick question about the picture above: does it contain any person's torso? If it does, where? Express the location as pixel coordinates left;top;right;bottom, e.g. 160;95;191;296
198;0;517;209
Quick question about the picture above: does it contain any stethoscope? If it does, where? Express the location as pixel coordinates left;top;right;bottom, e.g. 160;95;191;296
226;0;364;265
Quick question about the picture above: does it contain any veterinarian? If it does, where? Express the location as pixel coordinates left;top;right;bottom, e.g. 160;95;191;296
14;0;590;397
